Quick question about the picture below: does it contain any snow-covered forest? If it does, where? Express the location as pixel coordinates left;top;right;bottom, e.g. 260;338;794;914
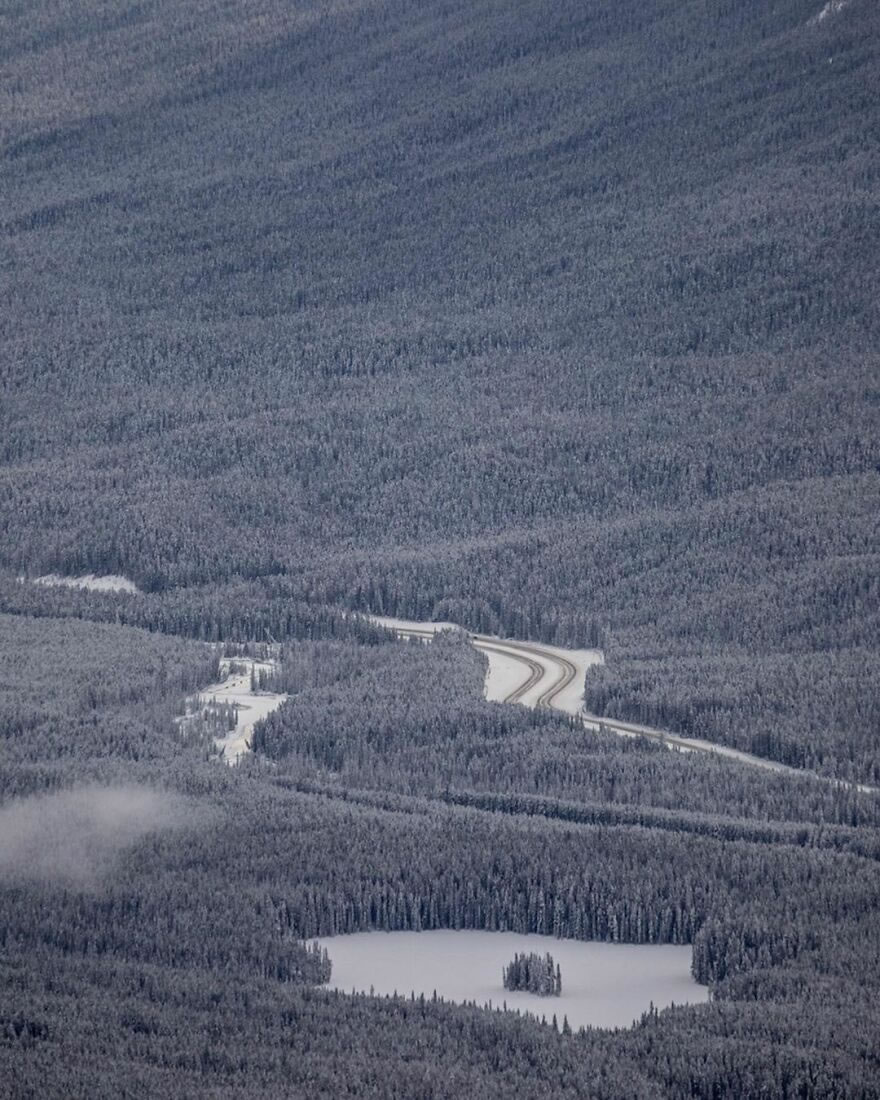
2;0;879;1094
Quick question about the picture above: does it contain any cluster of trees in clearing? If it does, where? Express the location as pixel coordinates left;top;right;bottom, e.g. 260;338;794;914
503;952;562;997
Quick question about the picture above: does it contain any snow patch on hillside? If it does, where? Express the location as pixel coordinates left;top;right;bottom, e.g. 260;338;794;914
483;646;535;703
810;0;850;23
31;573;141;594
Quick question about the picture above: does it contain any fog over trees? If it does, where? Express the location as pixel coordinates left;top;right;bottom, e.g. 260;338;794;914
2;0;879;1095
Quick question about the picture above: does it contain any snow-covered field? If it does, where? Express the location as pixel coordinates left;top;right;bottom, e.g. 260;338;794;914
197;658;287;764
30;573;141;594
318;930;707;1031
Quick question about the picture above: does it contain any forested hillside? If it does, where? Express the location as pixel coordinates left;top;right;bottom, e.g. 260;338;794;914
2;0;880;1095
2;0;879;775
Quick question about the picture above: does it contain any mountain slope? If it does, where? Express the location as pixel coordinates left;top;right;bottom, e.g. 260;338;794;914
2;0;879;775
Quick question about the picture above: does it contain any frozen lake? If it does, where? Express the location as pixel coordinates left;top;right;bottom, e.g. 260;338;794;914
318;930;709;1030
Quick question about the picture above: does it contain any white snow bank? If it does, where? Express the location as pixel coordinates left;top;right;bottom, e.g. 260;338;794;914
31;573;141;594
319;930;707;1031
482;645;535;703
811;0;850;22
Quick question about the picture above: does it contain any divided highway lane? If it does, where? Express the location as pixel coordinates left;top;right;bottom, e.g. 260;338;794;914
390;625;567;707
471;639;544;704
377;617;878;792
383;621;600;712
476;633;876;786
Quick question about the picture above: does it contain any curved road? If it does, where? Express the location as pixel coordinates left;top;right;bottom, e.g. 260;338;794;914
387;620;877;791
394;626;572;708
394;628;547;705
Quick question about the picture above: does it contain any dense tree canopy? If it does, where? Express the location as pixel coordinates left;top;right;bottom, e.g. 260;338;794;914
2;0;879;1094
1;0;879;779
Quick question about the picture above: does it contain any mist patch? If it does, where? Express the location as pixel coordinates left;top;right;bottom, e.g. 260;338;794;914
0;785;188;887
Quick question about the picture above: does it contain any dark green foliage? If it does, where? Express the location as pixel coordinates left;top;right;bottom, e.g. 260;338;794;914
0;612;219;794
0;954;656;1100
584;642;880;781
254;632;880;831
0;574;394;646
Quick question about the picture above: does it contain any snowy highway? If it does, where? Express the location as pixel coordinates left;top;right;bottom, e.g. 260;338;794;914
372;617;598;713
372;617;878;792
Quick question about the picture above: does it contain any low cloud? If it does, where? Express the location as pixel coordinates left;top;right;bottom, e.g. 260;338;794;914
0;785;188;886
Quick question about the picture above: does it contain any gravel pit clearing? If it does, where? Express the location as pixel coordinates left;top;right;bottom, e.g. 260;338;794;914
318;930;708;1030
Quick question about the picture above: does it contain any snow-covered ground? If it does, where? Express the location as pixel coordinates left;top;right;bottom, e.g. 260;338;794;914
482;643;535;703
810;0;850;23
197;658;287;764
318;930;707;1031
30;573;141;594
